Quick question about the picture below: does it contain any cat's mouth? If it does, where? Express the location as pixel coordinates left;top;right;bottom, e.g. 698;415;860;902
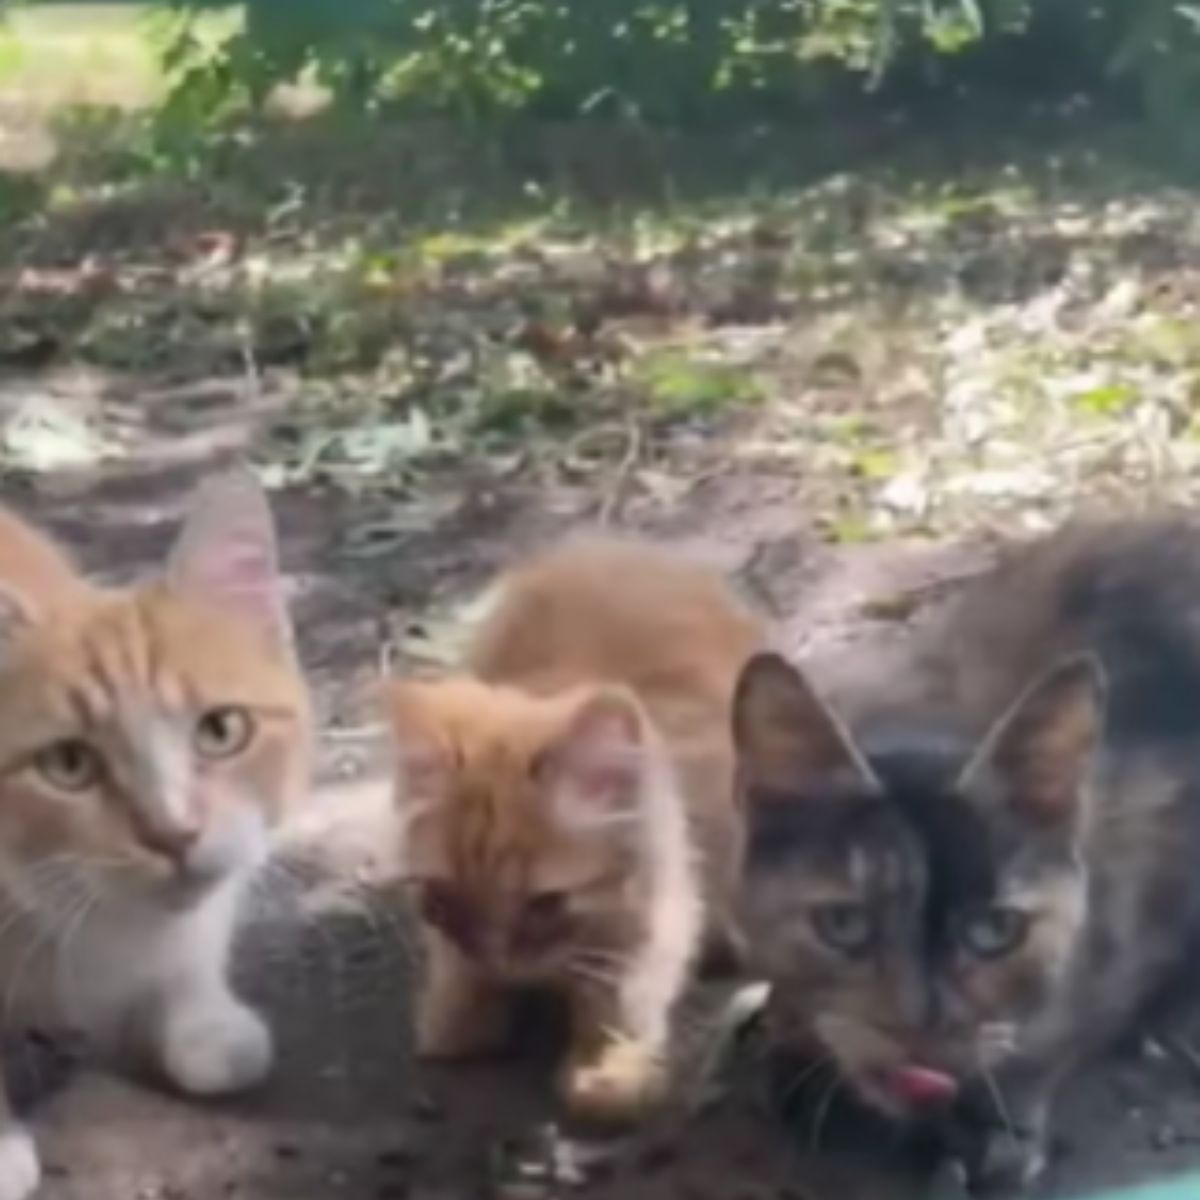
140;846;249;908
853;1062;960;1118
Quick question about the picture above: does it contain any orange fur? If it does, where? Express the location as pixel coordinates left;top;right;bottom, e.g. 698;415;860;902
0;582;309;882
387;537;765;1124
0;474;311;1200
469;537;766;954
0;501;309;888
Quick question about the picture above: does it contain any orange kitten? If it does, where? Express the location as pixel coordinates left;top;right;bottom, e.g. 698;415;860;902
385;538;764;1124
0;471;310;1200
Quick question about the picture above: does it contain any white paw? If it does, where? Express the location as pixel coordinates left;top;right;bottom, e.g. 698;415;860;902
0;1126;39;1200
159;994;273;1097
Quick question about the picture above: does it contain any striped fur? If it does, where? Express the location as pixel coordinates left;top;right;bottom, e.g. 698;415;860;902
387;537;765;1124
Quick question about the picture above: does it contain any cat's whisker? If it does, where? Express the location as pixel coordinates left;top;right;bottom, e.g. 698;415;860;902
568;954;632;981
978;1061;1015;1139
1;889;91;1030
808;1070;843;1152
975;1022;1017;1067
566;962;623;991
52;887;101;997
777;1053;835;1104
257;855;314;889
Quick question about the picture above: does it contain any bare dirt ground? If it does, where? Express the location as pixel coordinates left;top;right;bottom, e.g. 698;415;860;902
1;369;1199;1200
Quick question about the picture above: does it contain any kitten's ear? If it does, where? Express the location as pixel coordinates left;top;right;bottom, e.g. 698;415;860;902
167;467;289;646
541;687;646;820
385;683;451;807
733;652;877;792
957;653;1104;828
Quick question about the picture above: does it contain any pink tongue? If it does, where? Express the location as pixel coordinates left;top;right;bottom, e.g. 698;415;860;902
888;1065;959;1106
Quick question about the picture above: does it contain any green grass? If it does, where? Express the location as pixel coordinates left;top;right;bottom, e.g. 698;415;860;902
0;3;235;167
0;5;164;109
3;4;1200;542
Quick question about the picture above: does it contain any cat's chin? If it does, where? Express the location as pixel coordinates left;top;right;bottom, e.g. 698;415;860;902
156;870;235;910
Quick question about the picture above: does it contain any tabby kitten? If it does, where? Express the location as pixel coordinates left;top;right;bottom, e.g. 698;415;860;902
734;518;1200;1195
386;537;764;1123
0;471;310;1200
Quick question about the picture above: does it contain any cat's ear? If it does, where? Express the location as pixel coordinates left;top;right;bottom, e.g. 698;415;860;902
167;467;290;646
733;652;877;793
957;653;1103;829
385;683;451;808
541;687;646;822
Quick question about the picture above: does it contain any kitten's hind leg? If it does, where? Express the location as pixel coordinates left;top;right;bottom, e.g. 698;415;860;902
415;940;511;1059
0;1083;39;1200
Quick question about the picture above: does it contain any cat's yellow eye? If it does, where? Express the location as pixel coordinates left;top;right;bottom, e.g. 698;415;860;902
33;738;103;794
811;901;874;955
194;706;255;759
959;905;1030;958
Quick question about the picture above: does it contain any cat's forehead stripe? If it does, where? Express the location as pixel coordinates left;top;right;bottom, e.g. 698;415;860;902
66;608;150;724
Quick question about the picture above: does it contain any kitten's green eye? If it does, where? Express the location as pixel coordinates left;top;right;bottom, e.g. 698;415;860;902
34;739;102;793
959;905;1030;958
194;707;254;759
811;901;875;954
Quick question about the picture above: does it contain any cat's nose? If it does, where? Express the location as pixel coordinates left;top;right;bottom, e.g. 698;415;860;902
141;821;202;864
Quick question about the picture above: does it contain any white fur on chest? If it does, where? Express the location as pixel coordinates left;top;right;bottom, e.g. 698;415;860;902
0;874;247;1047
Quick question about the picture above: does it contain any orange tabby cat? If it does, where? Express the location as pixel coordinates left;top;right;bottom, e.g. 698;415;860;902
0;471;310;1200
385;537;765;1123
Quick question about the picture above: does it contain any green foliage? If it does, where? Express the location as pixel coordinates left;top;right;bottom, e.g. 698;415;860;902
633;349;762;418
71;0;1200;169
153;0;997;126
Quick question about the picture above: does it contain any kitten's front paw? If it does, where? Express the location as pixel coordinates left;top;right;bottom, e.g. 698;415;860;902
970;1129;1046;1196
0;1126;39;1200
160;994;273;1097
560;1038;667;1126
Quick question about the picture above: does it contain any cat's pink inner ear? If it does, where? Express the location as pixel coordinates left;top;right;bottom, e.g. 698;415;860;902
549;690;646;810
168;470;286;640
733;652;878;793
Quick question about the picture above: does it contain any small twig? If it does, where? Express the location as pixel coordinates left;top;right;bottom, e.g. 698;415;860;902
859;563;993;622
598;417;642;526
378;638;400;678
240;320;262;403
